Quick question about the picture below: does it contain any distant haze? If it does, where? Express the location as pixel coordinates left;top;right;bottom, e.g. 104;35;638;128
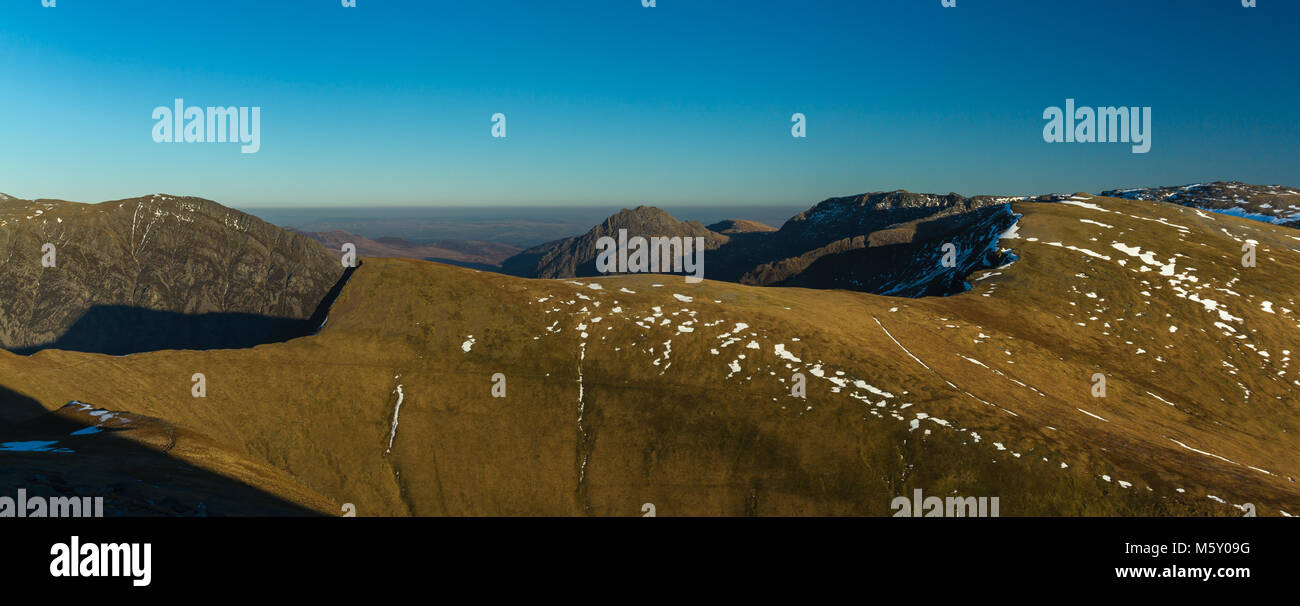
244;205;806;247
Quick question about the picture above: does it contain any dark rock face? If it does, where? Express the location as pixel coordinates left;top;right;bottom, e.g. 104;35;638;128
1101;181;1300;227
500;191;1020;296
725;190;1013;285
0;194;345;354
772;204;1019;296
760;191;1003;258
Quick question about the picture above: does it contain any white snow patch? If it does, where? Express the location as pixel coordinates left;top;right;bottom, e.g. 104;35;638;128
1076;408;1109;422
774;343;801;363
1058;199;1110;212
385;385;405;454
1079;219;1114;229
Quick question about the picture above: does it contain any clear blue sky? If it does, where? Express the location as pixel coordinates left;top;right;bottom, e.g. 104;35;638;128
0;0;1296;207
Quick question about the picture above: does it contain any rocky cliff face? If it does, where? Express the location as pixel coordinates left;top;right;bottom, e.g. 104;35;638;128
759;191;1004;257
767;204;1019;296
727;191;1014;288
0;193;345;354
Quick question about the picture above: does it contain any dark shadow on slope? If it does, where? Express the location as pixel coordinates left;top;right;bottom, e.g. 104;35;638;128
0;385;324;516
497;238;567;277
306;264;357;332
0;384;42;428
10;308;314;356
12;268;357;356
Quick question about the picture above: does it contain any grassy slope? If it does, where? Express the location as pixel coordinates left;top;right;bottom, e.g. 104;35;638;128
0;196;1297;516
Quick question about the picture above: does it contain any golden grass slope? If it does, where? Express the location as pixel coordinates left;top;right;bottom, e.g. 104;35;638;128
0;195;1296;516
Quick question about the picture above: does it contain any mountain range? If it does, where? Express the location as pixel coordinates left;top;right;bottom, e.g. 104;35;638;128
500;191;1022;297
0;185;1297;516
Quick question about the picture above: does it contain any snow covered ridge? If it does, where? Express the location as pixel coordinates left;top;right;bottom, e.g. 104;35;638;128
0;401;138;456
62;400;134;435
1100;181;1300;228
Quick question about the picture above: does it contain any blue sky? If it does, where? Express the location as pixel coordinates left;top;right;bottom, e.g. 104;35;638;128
0;0;1296;207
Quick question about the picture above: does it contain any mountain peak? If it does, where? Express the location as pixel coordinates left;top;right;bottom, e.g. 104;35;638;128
504;205;728;279
586;206;720;240
600;205;683;228
706;219;776;234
